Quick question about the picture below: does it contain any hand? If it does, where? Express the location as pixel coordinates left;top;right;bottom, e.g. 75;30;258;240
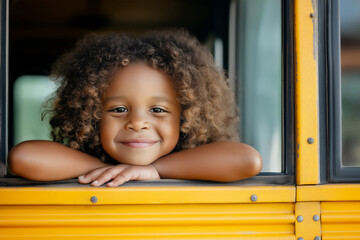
78;164;160;187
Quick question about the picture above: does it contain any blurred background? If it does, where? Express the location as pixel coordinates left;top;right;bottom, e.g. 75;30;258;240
9;0;281;173
340;0;360;167
9;0;233;148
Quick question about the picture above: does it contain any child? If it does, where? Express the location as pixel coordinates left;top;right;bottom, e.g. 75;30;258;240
9;30;262;187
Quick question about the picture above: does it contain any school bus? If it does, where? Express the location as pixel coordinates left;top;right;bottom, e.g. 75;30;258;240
0;0;360;239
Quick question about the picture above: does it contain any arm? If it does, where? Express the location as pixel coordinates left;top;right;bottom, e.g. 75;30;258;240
8;140;110;181
81;141;262;187
153;141;262;182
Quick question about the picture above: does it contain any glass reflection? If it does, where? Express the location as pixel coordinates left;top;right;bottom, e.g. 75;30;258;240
236;0;281;172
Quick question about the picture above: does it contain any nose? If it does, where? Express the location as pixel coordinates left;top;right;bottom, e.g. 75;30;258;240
125;111;149;131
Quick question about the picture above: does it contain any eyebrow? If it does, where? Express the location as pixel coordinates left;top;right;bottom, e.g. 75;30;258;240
103;96;126;103
150;96;176;104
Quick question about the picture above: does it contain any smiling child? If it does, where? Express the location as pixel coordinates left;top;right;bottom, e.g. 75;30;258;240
9;30;262;186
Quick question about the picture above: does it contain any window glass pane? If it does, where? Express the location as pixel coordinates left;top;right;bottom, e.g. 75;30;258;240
340;0;360;166
236;0;282;172
13;76;56;145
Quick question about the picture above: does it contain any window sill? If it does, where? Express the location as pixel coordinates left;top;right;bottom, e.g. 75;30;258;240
0;177;295;205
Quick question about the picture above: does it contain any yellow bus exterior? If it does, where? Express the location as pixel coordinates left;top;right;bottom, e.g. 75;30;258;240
1;0;359;239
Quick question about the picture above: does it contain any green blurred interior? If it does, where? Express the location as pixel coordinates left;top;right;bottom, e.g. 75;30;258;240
13;76;57;145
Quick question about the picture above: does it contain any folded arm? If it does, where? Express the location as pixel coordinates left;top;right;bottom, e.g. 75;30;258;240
8;140;110;181
80;141;262;187
153;141;263;182
9;140;262;185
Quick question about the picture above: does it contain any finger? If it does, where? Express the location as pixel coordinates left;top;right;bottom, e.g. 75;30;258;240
78;167;111;184
92;165;127;187
107;168;139;187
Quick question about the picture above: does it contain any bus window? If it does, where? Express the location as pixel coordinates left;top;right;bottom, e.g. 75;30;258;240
232;0;282;172
6;0;288;182
340;0;360;167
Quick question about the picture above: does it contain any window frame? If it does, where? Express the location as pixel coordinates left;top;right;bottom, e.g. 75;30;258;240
326;0;360;182
233;0;294;183
0;0;294;186
281;0;295;182
0;0;8;177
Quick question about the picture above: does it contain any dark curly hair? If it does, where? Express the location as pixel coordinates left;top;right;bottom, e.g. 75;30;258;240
46;29;239;162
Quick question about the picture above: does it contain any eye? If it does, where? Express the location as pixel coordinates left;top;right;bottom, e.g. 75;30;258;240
150;107;167;113
109;106;128;113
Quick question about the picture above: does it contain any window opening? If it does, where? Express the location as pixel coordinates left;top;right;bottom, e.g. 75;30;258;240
340;0;360;167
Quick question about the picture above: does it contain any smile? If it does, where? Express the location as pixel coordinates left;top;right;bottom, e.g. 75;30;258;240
120;139;158;148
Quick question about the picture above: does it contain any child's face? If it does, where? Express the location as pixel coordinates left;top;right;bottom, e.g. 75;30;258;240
100;62;181;165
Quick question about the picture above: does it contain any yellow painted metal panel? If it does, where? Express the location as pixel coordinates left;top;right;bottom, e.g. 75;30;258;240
295;202;321;240
294;0;320;184
297;184;360;202
321;202;360;240
0;203;295;240
0;186;295;205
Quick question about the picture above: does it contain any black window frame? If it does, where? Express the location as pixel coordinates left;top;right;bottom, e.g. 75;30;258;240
0;0;8;177
279;0;295;183
324;0;360;182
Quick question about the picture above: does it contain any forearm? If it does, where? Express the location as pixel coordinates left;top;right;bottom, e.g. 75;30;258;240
9;140;110;181
153;142;262;182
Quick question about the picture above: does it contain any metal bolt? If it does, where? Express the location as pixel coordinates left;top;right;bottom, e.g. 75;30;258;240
314;236;321;240
90;196;98;203
250;194;257;202
297;215;304;222
313;214;320;222
310;13;316;18
298;237;304;240
307;137;315;144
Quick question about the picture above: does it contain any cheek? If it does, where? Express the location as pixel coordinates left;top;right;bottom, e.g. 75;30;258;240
99;118;117;149
161;119;181;148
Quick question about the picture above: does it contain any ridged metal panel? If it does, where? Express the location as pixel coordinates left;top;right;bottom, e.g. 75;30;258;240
321;202;360;240
295;202;321;240
0;203;295;239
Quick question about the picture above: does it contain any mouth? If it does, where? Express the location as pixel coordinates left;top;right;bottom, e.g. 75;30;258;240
120;139;159;148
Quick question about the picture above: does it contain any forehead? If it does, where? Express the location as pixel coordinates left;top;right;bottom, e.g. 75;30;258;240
103;62;178;101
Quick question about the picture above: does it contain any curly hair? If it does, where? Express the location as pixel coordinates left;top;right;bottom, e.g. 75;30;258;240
47;29;239;162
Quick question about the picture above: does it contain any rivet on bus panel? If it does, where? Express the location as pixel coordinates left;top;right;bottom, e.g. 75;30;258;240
307;137;315;144
297;237;304;240
297;215;304;222
310;13;316;18
250;194;257;202
314;237;321;240
90;196;98;203
313;214;320;221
